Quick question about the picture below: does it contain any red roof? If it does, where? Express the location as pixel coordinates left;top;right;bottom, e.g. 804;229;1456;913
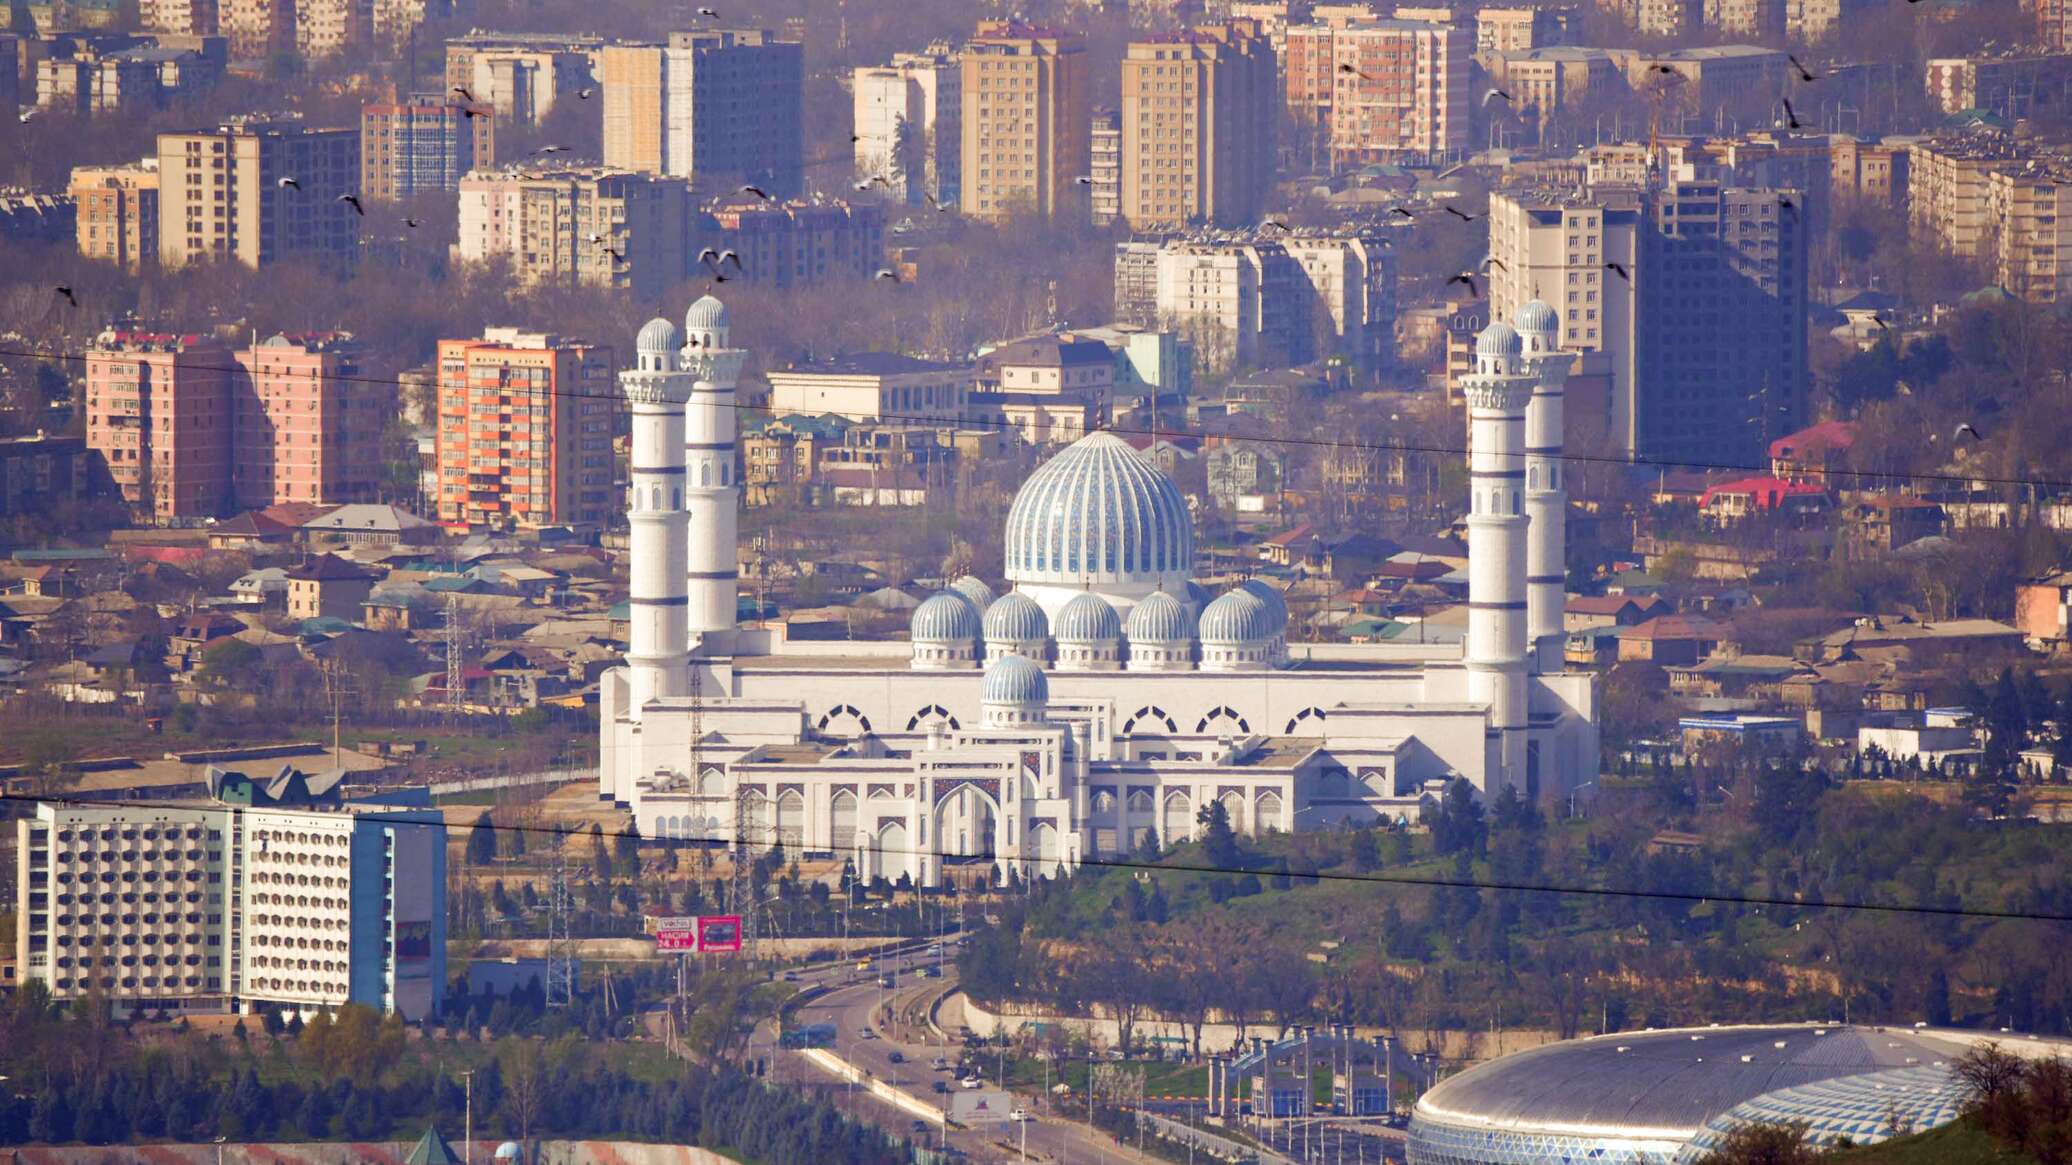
1700;475;1827;511
1263;522;1319;548
1769;420;1858;462
1621;614;1726;641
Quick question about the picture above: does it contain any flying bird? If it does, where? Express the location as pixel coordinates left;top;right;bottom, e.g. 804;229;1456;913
739;184;772;201
277;176;301;190
463;107;487;119
535;144;569;154
697;5;718;14
336;193;363;215
452;86;473;101
1389;206;1414;217
1954;422;1984;442
874;268;901;282
1482;87;1513;104
1074;176;1095;185
603;247;625;262
1788;54;1817;82
718;249;741;270
1338;63;1371;80
1480;256;1508;273
1444;205;1478;222
924;193;949;212
1783;98;1801;129
405;218;421;229
17;109;35;123
1778;195;1797;213
1446;272;1480;297
1261;218;1290;231
1871;313;1890;330
577;87;595;99
1604;261;1630;282
52;286;77;308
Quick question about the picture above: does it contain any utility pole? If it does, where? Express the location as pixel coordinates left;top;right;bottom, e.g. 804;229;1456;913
445;593;464;719
460;1069;474;1165
319;659;356;773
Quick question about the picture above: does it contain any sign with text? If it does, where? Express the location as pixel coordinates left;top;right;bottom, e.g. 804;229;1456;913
698;914;743;953
646;914;741;953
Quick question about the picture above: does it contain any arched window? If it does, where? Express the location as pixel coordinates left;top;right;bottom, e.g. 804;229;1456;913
905;704;961;731
651;485;662;510
672;487;682;508
1195;706;1251;735
1283;707;1327;735
816;705;874;737
830;790;858;853
1123;706;1179;735
700;464;712;487
1162;792;1192;843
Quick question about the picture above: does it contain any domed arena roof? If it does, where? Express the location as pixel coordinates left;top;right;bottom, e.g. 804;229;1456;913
1199;589;1270;645
984;591;1049;641
1674;1064;1966;1162
1055;592;1122;642
981;653;1049;705
911;592;980;643
685;294;729;333
1127;590;1194;643
949;575;995;613
1005;432;1194;591
1476;321;1522;359
1408;1024;1978;1165
636;317;679;356
1514;299;1558;335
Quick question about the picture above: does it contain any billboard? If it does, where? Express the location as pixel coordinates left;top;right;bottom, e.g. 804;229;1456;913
949;1090;1016;1125
699;914;743;952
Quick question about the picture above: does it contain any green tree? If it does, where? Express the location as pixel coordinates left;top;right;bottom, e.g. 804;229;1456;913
1195;800;1242;869
467;812;497;866
1690;1121;1820;1164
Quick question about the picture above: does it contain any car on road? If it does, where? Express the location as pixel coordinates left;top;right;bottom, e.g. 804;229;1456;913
879;973;896;988
888;1050;905;1064
959;1076;983;1089
927;943;943;955
910;1120;930;1135
781;970;798;981
860;1028;878;1040
932;1056;950;1071
1008;1108;1029;1122
920;965;941;979
932;1081;950;1094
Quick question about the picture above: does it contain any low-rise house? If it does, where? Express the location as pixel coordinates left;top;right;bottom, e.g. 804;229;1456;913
1857;708;1979;766
1698;475;1829;522
228;567;290;606
1769;419;1859;484
1841;495;1946;554
1619;614;1727;667
285;554;380;622
1564;594;1670;632
1665;653;1802;701
1680;712;1802;754
2015;568;2072;651
301;503;441;548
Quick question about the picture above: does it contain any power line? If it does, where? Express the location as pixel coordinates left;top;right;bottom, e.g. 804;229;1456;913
0;342;2058;494
6;791;2070;924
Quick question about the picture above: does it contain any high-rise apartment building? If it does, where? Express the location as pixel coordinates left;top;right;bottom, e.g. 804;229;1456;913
697;196;886;288
960;21;1090;221
142;0;216;35
454;167;690;296
1485;47;1617;127
1284;19;1466;167
294;0;367;58
156;116;360;271
37;38;225;115
444;32;602;125
1487;176;1805;463
852;43;963;207
85;330;235;520
360;94;494;202
433;328;617;530
600;29;803;196
85;328;387;519
370;0;468;51
220;0;291;60
1909;135;2072;305
231;332;382;508
1118;21;1276;231
71;160;160;270
13;790;446;1020
1089;109;1121;226
1830;136;1908;208
1476;5;1569;50
1786;0;1879;41
2042;0;2072;51
1132;230;1396;372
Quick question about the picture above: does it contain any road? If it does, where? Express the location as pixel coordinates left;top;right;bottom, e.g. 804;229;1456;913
752;946;1180;1165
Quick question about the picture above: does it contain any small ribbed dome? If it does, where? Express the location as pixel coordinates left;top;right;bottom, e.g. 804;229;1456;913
637;317;678;355
1514;299;1558;335
1236;579;1289;632
685;294;729;333
950;575;995;613
1199;589;1270;645
911;592;980;642
984;591;1049;641
1126;590;1194;643
981;653;1049;705
1476;321;1522;359
1054;592;1122;643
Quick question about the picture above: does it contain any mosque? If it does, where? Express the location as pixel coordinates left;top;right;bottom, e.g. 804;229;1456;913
598;295;1599;886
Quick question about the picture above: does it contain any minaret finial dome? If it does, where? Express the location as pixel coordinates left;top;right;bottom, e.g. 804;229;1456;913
1476;321;1523;359
685;294;729;335
637;317;679;356
1514;300;1558;336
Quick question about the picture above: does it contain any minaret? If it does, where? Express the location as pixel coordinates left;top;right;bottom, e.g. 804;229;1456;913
620;317;694;712
682;294;742;657
1461;321;1535;790
1516;300;1569;675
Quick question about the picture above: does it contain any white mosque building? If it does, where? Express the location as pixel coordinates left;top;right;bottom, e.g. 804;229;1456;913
598;295;1598;886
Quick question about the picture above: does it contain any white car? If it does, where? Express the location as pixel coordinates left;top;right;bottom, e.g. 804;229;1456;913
959;1076;984;1089
1008;1108;1030;1122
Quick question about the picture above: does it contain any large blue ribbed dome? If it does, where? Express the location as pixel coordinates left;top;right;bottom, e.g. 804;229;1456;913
1126;590;1194;644
1055;592;1122;643
1004;432;1194;589
984;591;1048;641
981;653;1049;705
911;592;979;643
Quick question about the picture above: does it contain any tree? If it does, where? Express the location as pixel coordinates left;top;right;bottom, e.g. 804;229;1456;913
500;1038;548;1142
1195;800;1242;869
468;813;497;866
1690;1121;1821;1164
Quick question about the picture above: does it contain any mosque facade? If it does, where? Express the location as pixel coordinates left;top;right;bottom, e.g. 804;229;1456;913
598;295;1598;886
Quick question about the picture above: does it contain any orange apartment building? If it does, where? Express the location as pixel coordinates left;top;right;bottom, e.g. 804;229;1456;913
433;328;616;531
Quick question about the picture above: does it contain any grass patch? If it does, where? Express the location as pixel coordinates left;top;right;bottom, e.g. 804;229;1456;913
1833;1121;2038;1164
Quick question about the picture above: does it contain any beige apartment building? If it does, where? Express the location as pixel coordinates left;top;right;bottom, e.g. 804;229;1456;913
1831;136;1909;208
220;0;290;59
1484;47;1617;126
1625;46;1789;111
765;354;974;424
71;160;159;270
1476;5;1567;50
1284;19;1467;166
1910;136;2072;304
960;21;1089;221
852;43;962;207
156;116;359;270
454;167;689;296
1142;230;1396;373
294;0;365;59
433;329;616;530
444;32;601;125
599;29;803;194
360;94;494;201
1118;21;1276;231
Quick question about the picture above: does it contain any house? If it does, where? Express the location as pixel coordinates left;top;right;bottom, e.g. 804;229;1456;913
206;509;303;551
168;612;250;673
300;504;441;548
2015;568;2072;650
1563;594;1670;632
1841;495;1945;554
1618;614;1727;667
1565;625;1624;668
1857;709;1979;765
1769;420;1859;484
362;587;432;632
1799;616;2026;665
7;565;70;598
1698;475;1829;522
1665;654;1802;701
285;554;381;622
228;567;290;606
1322;533;1401;581
1259;523;1322;569
1679;713;1801;754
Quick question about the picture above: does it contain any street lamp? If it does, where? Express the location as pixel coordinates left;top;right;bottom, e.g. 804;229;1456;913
459;1069;475;1165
